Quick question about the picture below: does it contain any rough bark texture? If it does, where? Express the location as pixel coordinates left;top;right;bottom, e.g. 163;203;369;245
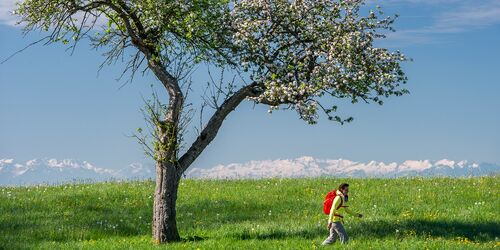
148;81;262;244
147;58;184;244
152;160;181;243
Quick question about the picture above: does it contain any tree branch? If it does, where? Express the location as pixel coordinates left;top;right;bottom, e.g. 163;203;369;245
177;82;262;174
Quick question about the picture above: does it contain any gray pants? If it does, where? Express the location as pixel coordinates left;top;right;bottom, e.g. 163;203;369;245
322;222;349;245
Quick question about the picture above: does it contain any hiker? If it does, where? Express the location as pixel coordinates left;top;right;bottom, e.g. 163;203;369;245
322;183;363;245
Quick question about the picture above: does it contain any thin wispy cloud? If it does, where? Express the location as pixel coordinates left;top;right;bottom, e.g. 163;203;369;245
381;0;462;4
384;0;500;46
433;1;500;32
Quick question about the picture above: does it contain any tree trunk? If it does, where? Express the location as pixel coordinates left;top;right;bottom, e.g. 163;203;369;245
146;73;255;244
152;160;181;243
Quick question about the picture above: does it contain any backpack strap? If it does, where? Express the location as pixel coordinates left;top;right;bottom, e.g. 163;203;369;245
336;195;344;210
333;194;347;222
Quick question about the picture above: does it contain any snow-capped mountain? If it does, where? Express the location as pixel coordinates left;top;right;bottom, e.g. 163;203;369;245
0;158;154;186
185;156;499;179
0;156;498;185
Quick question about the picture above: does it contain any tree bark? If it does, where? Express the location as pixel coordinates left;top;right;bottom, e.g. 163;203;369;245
148;81;263;244
149;88;183;244
152;159;181;243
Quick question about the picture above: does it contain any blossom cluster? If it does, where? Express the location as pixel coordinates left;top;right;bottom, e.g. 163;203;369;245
231;0;408;123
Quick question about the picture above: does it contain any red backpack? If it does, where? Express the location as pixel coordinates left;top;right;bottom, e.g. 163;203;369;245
323;190;343;214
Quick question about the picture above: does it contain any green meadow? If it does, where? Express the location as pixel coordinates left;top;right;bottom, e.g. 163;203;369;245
1;177;498;249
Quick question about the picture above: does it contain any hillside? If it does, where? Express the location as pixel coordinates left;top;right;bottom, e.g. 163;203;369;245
0;177;498;249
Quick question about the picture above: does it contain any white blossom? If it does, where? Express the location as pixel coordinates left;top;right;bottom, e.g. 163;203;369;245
231;0;407;124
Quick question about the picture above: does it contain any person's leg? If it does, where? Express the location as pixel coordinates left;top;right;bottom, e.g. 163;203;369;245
331;222;349;244
321;224;338;245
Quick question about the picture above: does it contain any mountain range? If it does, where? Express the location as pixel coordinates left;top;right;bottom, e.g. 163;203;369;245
185;156;499;179
0;158;154;186
0;157;498;185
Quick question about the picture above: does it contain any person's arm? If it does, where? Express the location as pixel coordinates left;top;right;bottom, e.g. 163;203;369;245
345;206;363;218
328;196;341;223
344;206;356;215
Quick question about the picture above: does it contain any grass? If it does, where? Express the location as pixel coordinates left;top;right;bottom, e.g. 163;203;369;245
0;177;499;249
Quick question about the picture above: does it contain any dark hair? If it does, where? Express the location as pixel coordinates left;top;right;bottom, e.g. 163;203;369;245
338;183;349;191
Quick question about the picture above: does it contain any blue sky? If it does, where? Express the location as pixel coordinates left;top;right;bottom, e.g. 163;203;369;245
1;0;499;170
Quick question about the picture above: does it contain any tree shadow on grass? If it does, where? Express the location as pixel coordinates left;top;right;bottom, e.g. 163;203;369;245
0;199;146;249
352;219;499;242
181;235;207;242
0;197;268;248
233;227;325;240
232;219;499;242
178;198;271;226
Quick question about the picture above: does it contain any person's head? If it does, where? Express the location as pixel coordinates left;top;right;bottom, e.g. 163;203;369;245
338;183;349;195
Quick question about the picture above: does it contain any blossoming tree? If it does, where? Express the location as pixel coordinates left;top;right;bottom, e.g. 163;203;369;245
14;0;407;244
